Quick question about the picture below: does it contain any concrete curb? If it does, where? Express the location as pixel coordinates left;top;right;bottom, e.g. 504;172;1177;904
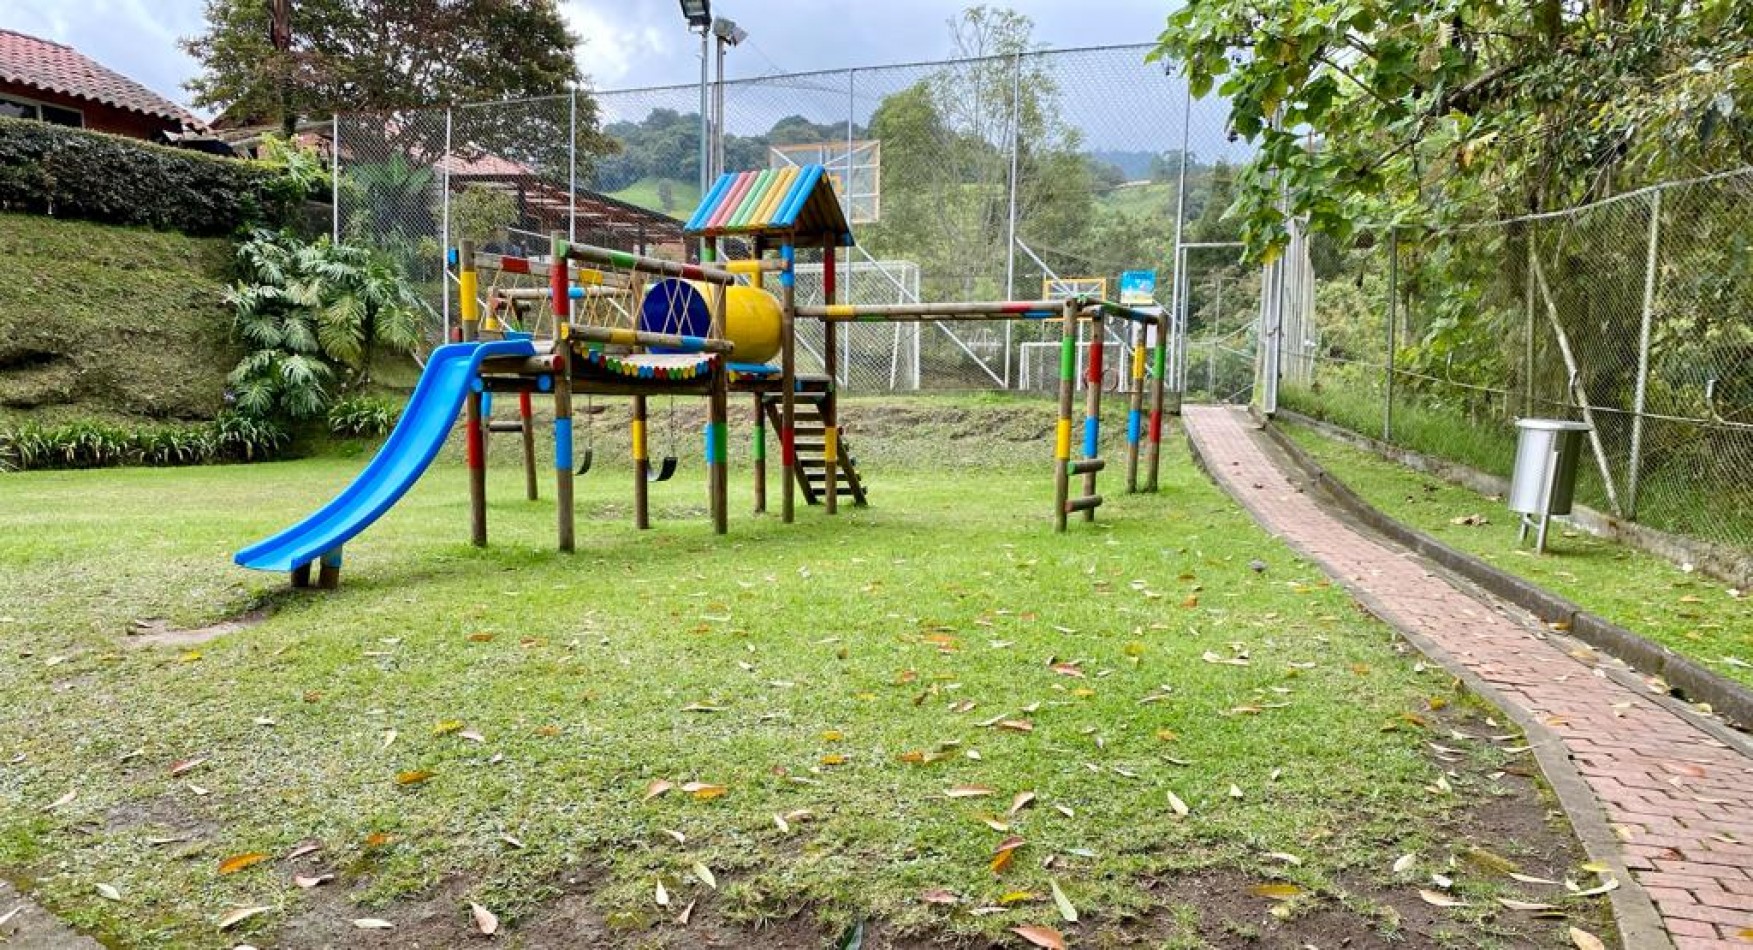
1260;415;1753;734
1182;411;1674;950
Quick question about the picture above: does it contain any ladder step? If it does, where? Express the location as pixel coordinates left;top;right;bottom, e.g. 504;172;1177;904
1065;495;1103;513
1068;457;1105;475
486;420;526;433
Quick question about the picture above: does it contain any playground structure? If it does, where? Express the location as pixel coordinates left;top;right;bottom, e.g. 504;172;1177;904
236;167;1170;587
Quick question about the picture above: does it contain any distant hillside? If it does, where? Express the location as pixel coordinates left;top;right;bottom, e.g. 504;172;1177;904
1088;150;1159;181
0;213;238;425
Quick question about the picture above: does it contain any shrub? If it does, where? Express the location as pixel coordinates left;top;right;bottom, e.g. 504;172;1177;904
327;397;401;439
226;229;423;422
0;118;300;236
0;411;287;472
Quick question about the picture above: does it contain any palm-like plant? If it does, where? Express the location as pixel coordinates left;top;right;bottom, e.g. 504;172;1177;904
226;229;422;420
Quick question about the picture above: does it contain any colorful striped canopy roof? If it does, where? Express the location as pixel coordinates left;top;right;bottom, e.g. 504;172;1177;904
682;164;855;248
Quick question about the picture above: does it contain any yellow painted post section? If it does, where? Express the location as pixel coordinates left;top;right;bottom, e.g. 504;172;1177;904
608;328;638;346
823;425;838;465
459;271;479;324
631;419;647;461
1054;420;1073;460
1131;341;1146;380
825;304;856;318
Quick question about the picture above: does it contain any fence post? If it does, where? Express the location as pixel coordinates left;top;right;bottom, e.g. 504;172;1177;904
1627;189;1661;521
330;114;340;242
1525;226;1536;417
568;89;578;243
441;107;452;345
1384;229;1397;442
1004;52;1022;389
1165;77;1192;411
846;68;856;306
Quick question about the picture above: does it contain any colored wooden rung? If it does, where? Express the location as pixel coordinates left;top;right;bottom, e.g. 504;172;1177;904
1064;495;1103;513
1068;458;1106;475
486;420;525;433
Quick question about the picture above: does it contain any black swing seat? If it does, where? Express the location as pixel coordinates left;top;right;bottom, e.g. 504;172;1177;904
647;456;678;482
575;449;594;476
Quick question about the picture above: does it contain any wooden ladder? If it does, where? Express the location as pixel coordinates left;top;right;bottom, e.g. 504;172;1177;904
762;386;869;507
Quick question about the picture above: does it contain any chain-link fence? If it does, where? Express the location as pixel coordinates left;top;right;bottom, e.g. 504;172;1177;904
333;44;1259;392
1278;168;1753;554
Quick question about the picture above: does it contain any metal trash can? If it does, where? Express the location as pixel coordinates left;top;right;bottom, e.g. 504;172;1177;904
1508;418;1591;553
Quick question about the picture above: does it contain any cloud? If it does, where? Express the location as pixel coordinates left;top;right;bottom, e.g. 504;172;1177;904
560;0;676;90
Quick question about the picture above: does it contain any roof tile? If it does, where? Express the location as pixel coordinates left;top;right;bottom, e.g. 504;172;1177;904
0;28;202;129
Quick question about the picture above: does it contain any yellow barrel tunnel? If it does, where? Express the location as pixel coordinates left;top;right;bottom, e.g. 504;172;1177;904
637;279;781;364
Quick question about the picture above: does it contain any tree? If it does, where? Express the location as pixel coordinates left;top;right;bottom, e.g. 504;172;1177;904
1150;0;1753;258
184;0;581;128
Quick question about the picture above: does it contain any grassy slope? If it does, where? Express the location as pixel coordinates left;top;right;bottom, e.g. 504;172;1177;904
0;213;238;425
605;177;700;218
0;404;1609;947
1280;421;1753;688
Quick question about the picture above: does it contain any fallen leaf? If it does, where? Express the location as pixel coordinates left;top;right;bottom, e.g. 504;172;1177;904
1418;889;1467;907
920;888;959;905
1496;898;1557;911
693;862;717;889
1248;883;1302;899
381;730;397;750
1392;854;1416;874
216;906;272;931
1008;791;1036;816
1264;852;1302;866
681;782;727;800
41;789;76;812
662;829;686;845
644;779;674;801
676;899;696;926
458;730;485;743
396;770;435;786
1508;872;1559;885
218;852;269;876
293;874;333;889
654;879;670;907
1568;927;1605;950
946;785;996;798
1166;790;1189;816
1049;879;1078;923
1010;924;1066;949
169;757;208;777
1573;877;1619;897
772;813;790;833
95;883;121;901
470;902;499;935
352;918;394;930
432;720;464;736
997;719;1034;733
284;841;322;861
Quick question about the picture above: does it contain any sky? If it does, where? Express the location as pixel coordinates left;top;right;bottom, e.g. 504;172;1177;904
2;0;1174;115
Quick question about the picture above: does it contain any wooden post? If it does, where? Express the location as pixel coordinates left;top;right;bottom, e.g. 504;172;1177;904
822;245;839;516
1054;300;1077;532
780;242;797;524
1125;319;1145;492
551;232;576;553
461;239;487;546
1144;311;1169;492
752;393;767;513
1081;311;1104;522
316;548;343;590
519;390;537;501
632;395;650;529
708;281;730;534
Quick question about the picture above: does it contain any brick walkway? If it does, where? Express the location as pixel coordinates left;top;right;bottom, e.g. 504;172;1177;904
1183;405;1753;949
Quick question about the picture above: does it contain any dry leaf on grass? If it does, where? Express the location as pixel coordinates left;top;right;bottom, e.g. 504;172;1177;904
1010;924;1066;949
396;770;435;786
1008;791;1036;816
95;883;121;901
1049;879;1078;923
470;902;499;936
644;779;674;801
1391;854;1416;874
1495;898;1556;911
692;863;716;889
292;874;333;889
352;918;394;930
169;757;208;776
1247;883;1302;899
1568;927;1605;950
1418;889;1467;907
218;852;268;876
654;879;670;907
681;782;727;800
946;785;996;798
216;906;272;931
920;888;959;905
1166;790;1189;816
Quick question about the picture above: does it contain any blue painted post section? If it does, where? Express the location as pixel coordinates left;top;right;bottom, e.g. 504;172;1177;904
554;417;573;471
1083;416;1100;459
1128;409;1142;445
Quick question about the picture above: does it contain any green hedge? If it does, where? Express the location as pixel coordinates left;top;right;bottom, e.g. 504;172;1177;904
0;118;300;236
0;412;288;472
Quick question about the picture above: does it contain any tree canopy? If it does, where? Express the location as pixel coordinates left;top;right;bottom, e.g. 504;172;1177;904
183;0;582;127
1150;0;1753;257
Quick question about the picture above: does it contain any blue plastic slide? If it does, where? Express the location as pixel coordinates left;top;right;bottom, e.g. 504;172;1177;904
235;338;537;573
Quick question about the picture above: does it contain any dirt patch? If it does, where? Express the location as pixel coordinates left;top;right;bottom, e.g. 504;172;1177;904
0;879;102;949
124;609;268;649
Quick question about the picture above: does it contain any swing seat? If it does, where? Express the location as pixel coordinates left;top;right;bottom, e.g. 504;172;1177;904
647;456;678;482
575;449;594;476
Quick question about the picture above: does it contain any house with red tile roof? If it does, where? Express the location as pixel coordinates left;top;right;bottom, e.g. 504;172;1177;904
0;28;203;140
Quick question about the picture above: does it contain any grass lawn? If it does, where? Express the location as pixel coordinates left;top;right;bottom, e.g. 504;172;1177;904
605;177;700;218
1279;420;1753;690
0;402;1615;948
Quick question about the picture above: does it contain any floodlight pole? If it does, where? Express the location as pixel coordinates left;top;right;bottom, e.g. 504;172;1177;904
697;23;710;260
